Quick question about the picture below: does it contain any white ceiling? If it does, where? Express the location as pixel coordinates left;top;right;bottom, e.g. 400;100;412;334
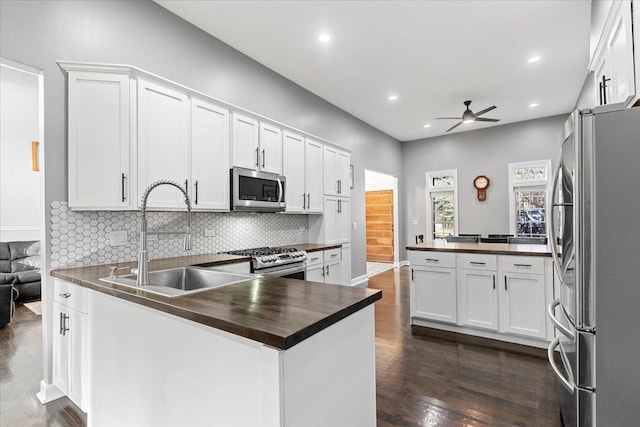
155;0;591;141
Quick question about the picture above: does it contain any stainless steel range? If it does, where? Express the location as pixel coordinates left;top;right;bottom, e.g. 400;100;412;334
223;247;307;279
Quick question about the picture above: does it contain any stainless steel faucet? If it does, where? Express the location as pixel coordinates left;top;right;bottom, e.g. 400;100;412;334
137;180;192;286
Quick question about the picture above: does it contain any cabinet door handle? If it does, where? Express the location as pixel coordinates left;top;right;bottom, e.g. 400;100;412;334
310;257;319;262
600;75;610;105
302;193;306;209
493;275;496;290
425;258;439;262
59;312;64;335
59;292;71;298
255;147;259;168
411;268;414;281
330;253;339;257
326;265;329;276
194;180;199;205
470;261;486;266
63;314;70;336
504;275;508;291
262;149;265;168
121;173;126;202
184;179;188;194
513;263;532;268
307;194;310;210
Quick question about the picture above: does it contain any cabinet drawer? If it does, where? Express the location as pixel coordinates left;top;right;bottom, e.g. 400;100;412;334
457;253;497;270
324;248;342;265
54;279;87;313
408;251;455;268
306;251;324;267
501;256;544;275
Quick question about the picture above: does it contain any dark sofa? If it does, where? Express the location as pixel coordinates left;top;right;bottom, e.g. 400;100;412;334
0;241;41;325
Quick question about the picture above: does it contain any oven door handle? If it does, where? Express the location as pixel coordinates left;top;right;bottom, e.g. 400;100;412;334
257;263;305;277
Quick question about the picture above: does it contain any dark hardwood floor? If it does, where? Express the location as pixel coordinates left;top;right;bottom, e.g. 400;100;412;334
1;266;561;426
369;267;562;427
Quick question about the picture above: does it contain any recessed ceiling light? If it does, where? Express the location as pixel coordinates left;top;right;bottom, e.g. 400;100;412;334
423;124;431;128
528;55;541;63
388;95;398;101
529;103;539;108
318;34;331;43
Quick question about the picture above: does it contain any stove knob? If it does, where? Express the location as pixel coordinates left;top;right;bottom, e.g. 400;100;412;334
270;255;277;262
260;256;269;263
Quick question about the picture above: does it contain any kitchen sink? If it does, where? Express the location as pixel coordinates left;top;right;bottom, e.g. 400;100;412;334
99;266;255;297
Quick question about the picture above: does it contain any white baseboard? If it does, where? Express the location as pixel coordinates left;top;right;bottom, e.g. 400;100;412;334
351;274;369;288
399;260;410;267
36;380;64;404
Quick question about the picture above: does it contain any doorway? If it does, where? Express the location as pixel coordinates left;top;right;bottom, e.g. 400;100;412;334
364;170;398;277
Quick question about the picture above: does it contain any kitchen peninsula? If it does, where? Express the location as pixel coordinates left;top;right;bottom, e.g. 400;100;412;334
51;253;381;427
406;241;555;348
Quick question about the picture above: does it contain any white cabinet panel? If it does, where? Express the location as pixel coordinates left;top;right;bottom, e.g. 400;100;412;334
232;113;259;170
283;131;306;213
305;139;324;213
501;273;547;339
306;264;326;283
323;146;350;197
191;99;230;211
52;281;88;412
411;266;457;324
323;197;350;245
137;80;190;209
458;269;498;331
68;72;132;209
340;244;351;285
259;123;282;174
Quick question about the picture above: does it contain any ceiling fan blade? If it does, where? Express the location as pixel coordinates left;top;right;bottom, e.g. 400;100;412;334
446;122;463;132
435;117;461;120
474;117;500;122
474;105;497;117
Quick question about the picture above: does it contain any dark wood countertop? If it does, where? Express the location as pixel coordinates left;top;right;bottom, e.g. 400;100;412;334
50;252;381;350
406;241;552;257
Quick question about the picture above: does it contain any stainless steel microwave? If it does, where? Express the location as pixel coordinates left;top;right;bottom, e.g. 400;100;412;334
230;167;286;212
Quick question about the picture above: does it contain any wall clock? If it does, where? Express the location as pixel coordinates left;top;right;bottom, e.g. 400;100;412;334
473;175;490;201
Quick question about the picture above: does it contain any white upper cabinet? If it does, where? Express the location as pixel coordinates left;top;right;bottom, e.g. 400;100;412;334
305;138;324;212
67;71;133;210
231;113;282;174
283;132;324;214
324;196;350;244
137;80;190;209
258;122;283;174
231;113;260;170
591;0;637;106
282;131;306;212
323;146;350;197
191;98;230;211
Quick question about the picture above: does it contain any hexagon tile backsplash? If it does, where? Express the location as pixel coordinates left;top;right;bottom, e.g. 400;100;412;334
50;201;308;269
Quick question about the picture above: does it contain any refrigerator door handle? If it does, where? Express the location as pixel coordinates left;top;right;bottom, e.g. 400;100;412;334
547;299;575;340
548;337;575;393
548;158;563;278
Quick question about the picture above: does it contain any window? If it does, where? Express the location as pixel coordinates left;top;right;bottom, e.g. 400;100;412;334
426;169;458;240
508;160;552;237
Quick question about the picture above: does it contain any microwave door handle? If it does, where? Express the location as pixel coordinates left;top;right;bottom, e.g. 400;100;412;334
277;178;283;203
549;159;563;277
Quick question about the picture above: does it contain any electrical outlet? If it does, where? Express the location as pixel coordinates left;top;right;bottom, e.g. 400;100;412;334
204;229;215;237
412;219;418;225
352;222;357;230
109;231;127;246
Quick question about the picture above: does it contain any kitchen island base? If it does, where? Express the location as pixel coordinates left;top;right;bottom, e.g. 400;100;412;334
86;290;376;427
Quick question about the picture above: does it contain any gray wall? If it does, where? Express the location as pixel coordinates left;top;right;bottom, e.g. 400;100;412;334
0;0;403;279
401;115;566;257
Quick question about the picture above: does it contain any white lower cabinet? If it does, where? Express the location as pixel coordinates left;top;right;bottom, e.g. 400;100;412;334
499;256;547;339
409;250;553;347
305;248;347;285
411;266;457;324
52;279;88;412
458;269;498;331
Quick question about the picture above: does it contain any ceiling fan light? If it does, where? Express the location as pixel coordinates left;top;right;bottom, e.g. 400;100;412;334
463;119;474;124
462;110;475;123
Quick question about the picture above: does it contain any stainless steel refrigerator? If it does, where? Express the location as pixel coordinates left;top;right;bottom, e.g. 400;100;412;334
547;105;640;426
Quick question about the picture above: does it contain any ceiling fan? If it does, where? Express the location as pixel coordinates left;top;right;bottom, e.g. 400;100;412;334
436;100;500;132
